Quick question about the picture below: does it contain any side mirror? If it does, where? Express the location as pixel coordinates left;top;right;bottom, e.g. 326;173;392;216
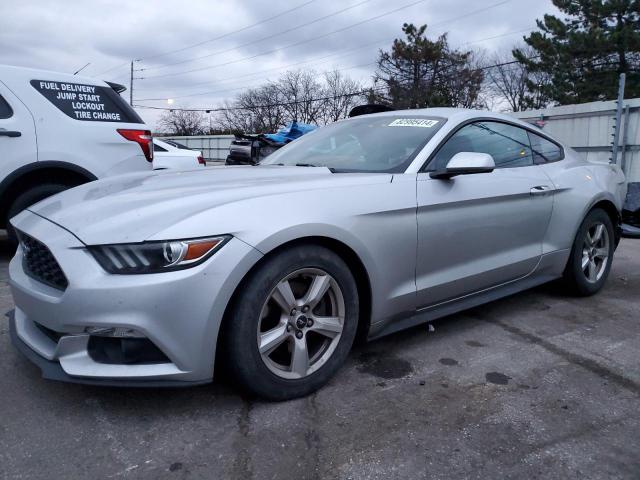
430;152;495;179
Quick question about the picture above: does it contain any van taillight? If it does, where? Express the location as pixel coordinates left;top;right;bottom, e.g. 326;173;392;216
197;155;206;166
117;129;153;162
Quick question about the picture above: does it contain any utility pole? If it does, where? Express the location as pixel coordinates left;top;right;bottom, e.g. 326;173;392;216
129;60;134;106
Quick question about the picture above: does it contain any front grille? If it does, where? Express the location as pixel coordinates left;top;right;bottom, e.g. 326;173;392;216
19;232;68;290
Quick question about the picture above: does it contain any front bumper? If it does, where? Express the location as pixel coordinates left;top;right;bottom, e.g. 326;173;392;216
8;310;207;387
8;210;262;386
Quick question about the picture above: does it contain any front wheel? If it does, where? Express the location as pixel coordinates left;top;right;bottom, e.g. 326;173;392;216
563;208;615;296
224;245;359;400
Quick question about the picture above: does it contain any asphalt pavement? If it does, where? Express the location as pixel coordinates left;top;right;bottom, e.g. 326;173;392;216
1;232;639;479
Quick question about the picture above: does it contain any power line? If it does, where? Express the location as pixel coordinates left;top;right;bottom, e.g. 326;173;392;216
100;0;516;89
134;46;369;92
136;35;391;91
140;0;375;72
133;57;537;112
96;61;130;76
135;87;383;112
136;0;519;93
135;26;532;101
140;0;429;80
136;62;376;101
135;1;519;92
139;0;318;62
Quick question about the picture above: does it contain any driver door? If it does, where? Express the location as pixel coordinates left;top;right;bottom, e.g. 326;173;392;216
415;120;554;308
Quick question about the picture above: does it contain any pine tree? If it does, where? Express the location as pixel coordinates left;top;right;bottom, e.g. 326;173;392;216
374;24;484;109
515;0;640;104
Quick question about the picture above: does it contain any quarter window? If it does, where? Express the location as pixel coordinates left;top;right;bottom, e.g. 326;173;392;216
0;94;12;119
528;131;563;163
430;121;534;171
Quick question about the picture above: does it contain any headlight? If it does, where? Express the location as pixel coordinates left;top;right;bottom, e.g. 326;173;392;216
88;236;230;274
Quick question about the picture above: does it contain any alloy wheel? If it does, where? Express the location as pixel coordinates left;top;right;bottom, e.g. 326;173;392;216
257;268;345;379
581;221;610;283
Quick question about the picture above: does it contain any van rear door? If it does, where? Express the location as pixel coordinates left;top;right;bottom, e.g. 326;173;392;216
27;77;152;177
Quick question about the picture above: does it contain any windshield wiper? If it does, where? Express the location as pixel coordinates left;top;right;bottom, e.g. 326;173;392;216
295;163;337;173
264;162;336;172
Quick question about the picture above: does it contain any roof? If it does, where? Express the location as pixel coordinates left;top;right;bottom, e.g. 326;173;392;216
0;63;106;87
351;107;542;130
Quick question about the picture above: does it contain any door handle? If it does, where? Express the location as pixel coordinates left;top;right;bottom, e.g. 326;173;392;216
530;185;553;195
0;130;21;138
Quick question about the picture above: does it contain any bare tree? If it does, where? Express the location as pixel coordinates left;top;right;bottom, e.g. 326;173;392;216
215;69;363;133
320;70;363;123
217;84;286;134
157;109;206;135
276;70;325;124
487;46;550;112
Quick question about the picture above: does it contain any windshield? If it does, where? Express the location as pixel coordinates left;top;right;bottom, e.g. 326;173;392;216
261;116;445;173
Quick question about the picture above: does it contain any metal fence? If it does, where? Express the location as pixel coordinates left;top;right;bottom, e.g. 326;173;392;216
158;135;235;162
512;98;640;182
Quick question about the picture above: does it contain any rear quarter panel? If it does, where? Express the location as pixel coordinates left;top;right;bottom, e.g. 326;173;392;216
538;151;626;253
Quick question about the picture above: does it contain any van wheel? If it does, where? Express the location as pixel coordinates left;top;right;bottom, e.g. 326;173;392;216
563;208;615;296
6;183;70;247
224;245;359;401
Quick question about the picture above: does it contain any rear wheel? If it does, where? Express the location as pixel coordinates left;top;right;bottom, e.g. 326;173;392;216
224;245;358;400
563;208;614;296
6;183;70;248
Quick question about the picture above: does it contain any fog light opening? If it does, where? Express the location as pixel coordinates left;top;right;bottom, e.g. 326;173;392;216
87;336;170;365
84;326;145;338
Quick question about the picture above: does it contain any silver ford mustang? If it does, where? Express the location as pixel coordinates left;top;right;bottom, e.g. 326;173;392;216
8;108;627;400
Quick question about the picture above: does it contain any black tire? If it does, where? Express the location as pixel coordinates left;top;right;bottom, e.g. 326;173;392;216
6;183;70;247
224;244;359;401
563;208;615;296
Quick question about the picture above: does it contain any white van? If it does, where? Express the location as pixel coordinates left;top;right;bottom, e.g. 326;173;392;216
0;64;153;245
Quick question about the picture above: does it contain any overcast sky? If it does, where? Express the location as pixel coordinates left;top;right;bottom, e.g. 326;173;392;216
0;0;559;128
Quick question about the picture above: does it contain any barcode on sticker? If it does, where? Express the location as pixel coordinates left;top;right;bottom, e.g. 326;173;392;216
388;119;439;128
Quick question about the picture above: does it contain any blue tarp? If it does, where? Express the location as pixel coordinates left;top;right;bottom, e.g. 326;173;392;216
263;121;317;145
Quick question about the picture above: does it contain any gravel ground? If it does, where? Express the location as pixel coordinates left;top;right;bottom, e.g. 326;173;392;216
1;232;639;480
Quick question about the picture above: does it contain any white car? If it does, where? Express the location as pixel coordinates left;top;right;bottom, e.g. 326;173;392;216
152;138;205;170
0;64;153;245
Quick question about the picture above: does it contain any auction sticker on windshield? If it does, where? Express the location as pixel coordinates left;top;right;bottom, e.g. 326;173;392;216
388;118;439;128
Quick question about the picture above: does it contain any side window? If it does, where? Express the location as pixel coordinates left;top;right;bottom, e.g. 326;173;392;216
430;121;533;171
528;131;563;163
153;143;168;152
0;94;13;119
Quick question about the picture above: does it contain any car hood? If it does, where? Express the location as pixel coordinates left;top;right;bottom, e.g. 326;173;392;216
28;166;391;245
